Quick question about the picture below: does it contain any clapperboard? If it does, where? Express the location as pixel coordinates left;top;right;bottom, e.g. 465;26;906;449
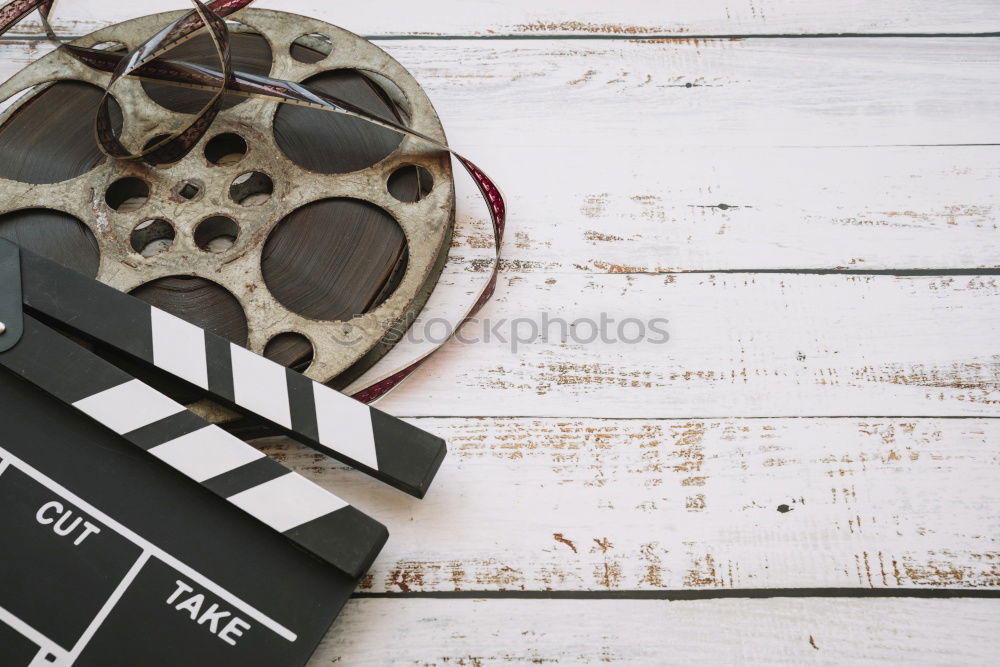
0;240;446;665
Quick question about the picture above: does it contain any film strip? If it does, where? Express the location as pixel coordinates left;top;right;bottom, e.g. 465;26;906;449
0;0;506;404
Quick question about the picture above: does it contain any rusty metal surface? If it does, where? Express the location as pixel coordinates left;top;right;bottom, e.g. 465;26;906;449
0;8;455;384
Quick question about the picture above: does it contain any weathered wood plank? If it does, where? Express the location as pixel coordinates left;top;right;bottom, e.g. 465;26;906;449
444;145;1000;273
2;6;996;663
3;38;998;149
0;41;996;414
389;38;998;271
311;598;1000;665
6;1;999;37
1;39;996;271
365;272;1000;418
261;417;1000;592
384;39;1000;147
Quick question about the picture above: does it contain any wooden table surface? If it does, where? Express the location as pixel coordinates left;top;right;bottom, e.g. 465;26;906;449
5;1;999;663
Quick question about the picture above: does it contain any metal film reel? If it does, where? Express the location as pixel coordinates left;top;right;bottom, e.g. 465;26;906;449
0;9;455;396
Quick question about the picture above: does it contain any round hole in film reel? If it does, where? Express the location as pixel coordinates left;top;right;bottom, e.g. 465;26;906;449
0;10;456;419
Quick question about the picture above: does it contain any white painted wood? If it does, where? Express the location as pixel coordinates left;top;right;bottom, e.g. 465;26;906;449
0;40;996;272
262;417;1000;592
360;272;1000;418
445;145;1000;273
8;1;1000;37
391;38;997;271
312;598;1000;665
3;38;998;148
0;3;997;662
0;7;996;663
381;39;1000;147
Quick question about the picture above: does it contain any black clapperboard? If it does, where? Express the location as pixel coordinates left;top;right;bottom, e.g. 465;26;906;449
0;240;446;665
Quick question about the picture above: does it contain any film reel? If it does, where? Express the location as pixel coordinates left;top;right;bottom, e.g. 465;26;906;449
0;9;455;399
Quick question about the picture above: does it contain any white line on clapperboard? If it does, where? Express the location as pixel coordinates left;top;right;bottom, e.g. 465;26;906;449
0;445;298;665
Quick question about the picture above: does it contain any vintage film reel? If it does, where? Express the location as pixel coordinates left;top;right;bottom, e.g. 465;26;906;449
0;9;455;403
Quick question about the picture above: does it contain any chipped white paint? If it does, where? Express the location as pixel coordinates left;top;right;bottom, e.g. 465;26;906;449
9;38;996;417
1;3;998;663
263;417;1000;593
4;38;1000;150
371;272;1000;418
439;145;1000;274
5;1;999;37
311;598;1000;665
384;39;1000;148
6;38;997;272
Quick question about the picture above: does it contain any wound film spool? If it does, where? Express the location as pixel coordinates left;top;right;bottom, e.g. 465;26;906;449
0;9;455;408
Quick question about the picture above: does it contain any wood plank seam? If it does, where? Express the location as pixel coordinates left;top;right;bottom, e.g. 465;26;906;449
351;588;1000;599
4;32;1000;41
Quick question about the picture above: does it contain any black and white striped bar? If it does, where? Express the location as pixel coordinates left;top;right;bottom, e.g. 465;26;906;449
0;314;388;578
17;246;446;498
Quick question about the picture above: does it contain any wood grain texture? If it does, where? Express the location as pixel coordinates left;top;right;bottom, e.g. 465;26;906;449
4;1;999;37
385;38;1000;271
5;38;999;148
368;272;1000;418
310;598;1000;665
0;39;997;270
1;8;998;662
444;145;1000;273
29;36;1000;272
384;39;1000;148
262;417;1000;593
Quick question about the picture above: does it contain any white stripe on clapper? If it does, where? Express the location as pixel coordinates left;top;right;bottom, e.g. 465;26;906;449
229;343;292;428
150;308;209;389
149;425;264;482
72;379;185;435
312;382;379;470
227;473;348;532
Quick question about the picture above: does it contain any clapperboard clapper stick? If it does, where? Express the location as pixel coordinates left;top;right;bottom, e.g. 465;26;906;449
4;240;447;499
0;240;445;577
